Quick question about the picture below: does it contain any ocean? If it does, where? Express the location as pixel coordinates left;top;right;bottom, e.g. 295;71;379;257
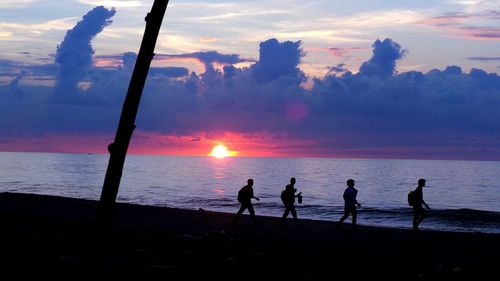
1;152;499;233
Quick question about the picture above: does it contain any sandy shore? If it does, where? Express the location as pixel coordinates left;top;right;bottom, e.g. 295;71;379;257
1;192;499;279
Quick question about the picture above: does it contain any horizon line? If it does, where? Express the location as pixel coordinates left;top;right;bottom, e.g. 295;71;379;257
1;149;499;163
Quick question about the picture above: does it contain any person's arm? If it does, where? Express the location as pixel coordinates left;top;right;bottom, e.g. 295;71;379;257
423;199;430;209
251;189;260;201
354;190;361;207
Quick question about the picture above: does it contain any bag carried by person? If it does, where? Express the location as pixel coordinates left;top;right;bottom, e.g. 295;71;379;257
237;187;245;203
408;190;416;206
280;189;287;204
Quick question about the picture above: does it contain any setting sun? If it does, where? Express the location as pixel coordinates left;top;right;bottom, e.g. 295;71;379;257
210;144;229;159
210;144;230;159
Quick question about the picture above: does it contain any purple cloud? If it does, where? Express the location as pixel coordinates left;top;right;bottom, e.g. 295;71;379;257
417;13;470;27
329;63;347;73
468;57;500;61
418;12;500;40
457;26;500;40
306;47;367;58
156;51;250;78
54;6;116;100
250;38;306;83
9;70;27;99
359;38;407;77
327;47;345;57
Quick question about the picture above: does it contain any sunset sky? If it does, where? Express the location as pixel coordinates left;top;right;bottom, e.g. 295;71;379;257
1;0;499;160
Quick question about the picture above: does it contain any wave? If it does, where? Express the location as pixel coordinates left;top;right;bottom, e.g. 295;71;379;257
172;198;500;225
169;198;500;233
358;207;500;223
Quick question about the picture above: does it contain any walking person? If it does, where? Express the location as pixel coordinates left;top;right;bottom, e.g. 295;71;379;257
232;179;260;224
280;177;302;227
409;178;431;231
337;179;361;230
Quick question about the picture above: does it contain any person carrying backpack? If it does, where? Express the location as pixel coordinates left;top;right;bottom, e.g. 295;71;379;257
411;178;431;231
232;179;260;224
280;177;302;227
337;179;361;230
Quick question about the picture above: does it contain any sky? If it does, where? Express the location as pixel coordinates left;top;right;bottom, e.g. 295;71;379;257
0;0;499;160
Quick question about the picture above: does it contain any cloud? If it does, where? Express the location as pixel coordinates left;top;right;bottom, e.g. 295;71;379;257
1;35;500;160
418;11;500;40
156;51;250;80
149;67;189;78
199;36;218;43
0;31;13;38
9;71;26;86
328;47;366;57
158;51;248;66
328;64;347;73
0;58;58;84
194;9;291;22
359;38;407;77
121;52;136;69
468;57;500;61
0;0;36;9
457;27;500;40
417;13;470;27
53;6;116;99
306;47;367;58
442;65;463;75
250;38;306;83
114;52;189;77
222;65;237;79
132;38;500;159
0;17;80;44
78;0;145;8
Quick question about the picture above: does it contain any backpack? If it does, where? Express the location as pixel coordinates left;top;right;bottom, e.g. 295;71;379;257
237;188;244;202
408;190;416;206
281;188;296;205
280;190;287;204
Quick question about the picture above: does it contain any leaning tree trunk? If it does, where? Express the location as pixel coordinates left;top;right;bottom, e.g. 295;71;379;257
97;0;170;227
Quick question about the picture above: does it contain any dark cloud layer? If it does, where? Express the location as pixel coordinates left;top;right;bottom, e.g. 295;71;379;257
1;6;499;159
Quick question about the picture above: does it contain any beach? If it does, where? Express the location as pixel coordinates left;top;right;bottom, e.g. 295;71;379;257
1;192;499;279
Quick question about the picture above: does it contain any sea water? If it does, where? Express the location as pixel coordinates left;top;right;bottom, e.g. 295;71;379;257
1;152;499;233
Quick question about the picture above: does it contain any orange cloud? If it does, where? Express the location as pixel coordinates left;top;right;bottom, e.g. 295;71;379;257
199;36;218;43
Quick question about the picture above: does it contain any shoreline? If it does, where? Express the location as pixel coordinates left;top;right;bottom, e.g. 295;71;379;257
5;191;499;234
1;192;499;279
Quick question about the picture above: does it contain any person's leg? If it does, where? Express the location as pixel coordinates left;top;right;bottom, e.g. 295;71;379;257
413;208;421;230
416;209;426;228
281;207;290;223
337;206;350;229
290;205;300;226
232;204;246;223
351;208;357;229
247;203;258;224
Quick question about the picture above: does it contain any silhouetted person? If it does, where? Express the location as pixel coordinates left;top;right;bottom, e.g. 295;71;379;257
412;178;431;231
337;179;361;230
280;177;302;227
233;179;260;224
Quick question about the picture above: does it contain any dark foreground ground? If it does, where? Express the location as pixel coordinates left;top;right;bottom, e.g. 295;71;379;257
1;192;499;280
